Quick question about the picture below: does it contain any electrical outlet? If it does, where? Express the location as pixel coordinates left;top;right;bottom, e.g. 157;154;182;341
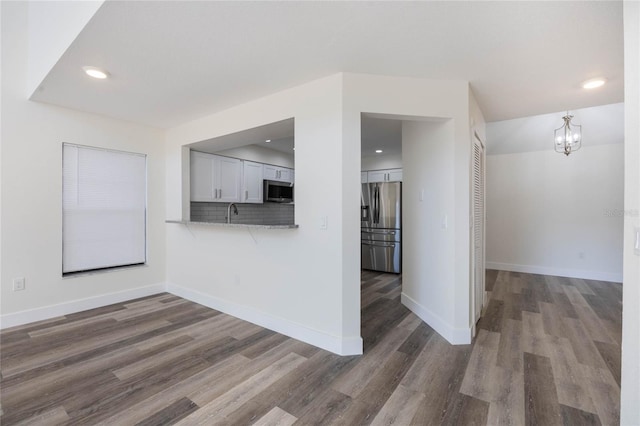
578;252;585;259
13;277;25;291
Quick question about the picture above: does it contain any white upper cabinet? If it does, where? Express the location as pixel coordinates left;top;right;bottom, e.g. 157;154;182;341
216;156;242;202
191;151;215;202
367;168;403;183
242;161;264;203
264;165;294;183
190;151;242;202
191;151;295;203
387;168;403;182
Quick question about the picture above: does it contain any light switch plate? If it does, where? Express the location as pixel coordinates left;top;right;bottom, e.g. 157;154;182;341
320;216;328;230
13;277;25;291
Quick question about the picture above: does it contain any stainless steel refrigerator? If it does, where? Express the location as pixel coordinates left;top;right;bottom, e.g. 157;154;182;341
361;182;402;273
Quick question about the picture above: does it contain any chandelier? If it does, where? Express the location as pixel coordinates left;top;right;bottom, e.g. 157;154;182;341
554;113;582;156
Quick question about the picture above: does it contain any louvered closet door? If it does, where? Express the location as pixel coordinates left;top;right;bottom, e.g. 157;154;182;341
473;139;486;323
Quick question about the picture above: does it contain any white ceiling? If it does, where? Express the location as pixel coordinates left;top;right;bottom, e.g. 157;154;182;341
32;1;624;129
187;115;402;157
190;118;295;154
361;116;402;157
486;103;624;155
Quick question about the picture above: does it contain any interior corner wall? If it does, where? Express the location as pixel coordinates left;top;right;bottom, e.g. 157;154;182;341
486;144;624;282
342;73;474;343
1;1;166;327
164;74;363;355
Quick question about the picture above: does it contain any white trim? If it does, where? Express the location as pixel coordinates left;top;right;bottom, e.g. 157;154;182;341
0;283;166;329
167;282;363;356
486;262;623;283
401;292;472;345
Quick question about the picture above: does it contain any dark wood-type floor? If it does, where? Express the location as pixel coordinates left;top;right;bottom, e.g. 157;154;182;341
0;270;621;425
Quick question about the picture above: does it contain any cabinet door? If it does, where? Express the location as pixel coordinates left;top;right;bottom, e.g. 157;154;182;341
215;156;242;202
243;161;263;203
361;172;368;183
190;151;215;201
367;170;387;183
264;165;293;183
263;165;278;181
387;168;403;182
279;168;294;183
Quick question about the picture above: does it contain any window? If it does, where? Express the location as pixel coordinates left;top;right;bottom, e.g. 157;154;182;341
62;143;146;275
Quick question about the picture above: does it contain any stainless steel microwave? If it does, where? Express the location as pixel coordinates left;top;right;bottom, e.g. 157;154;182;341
264;180;294;203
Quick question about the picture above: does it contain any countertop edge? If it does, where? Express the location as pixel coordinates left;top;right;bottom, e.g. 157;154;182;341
165;220;299;229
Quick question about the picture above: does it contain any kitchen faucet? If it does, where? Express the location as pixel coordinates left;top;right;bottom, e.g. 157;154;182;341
226;203;238;223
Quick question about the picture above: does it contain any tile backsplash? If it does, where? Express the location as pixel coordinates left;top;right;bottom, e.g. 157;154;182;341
191;202;294;225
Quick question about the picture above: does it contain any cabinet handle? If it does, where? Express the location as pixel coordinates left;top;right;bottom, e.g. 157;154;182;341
219;189;222;198
245;190;248;200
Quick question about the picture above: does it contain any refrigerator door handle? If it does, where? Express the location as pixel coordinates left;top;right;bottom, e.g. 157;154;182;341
373;186;379;224
377;186;380;224
361;241;397;248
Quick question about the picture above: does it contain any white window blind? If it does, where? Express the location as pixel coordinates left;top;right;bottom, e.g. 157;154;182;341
63;144;146;274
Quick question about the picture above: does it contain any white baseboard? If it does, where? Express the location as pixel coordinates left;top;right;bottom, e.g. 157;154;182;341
0;283;167;330
486;262;622;283
167;282;363;356
401;293;471;345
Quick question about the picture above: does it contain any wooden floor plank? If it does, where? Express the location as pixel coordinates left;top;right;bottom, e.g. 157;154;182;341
593;340;621;387
460;329;501;402
485;365;524;426
252;406;297;426
560;404;602;426
496;318;523;372
441;392;490;426
175;352;306;424
369;384;425;426
523;352;562;425
134;397;199;426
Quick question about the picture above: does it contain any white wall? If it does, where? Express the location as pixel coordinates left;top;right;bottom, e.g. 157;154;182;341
486;143;624;283
165;74;362;355
342;74;475;343
1;2;166;327
621;1;640;423
214;144;294;168
165;72;478;352
26;1;103;97
361;153;402;171
402;120;457;334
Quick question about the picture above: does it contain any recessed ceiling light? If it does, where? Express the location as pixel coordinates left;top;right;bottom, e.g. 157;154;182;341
265;139;271;143
83;66;109;79
375;149;383;153
582;78;606;89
